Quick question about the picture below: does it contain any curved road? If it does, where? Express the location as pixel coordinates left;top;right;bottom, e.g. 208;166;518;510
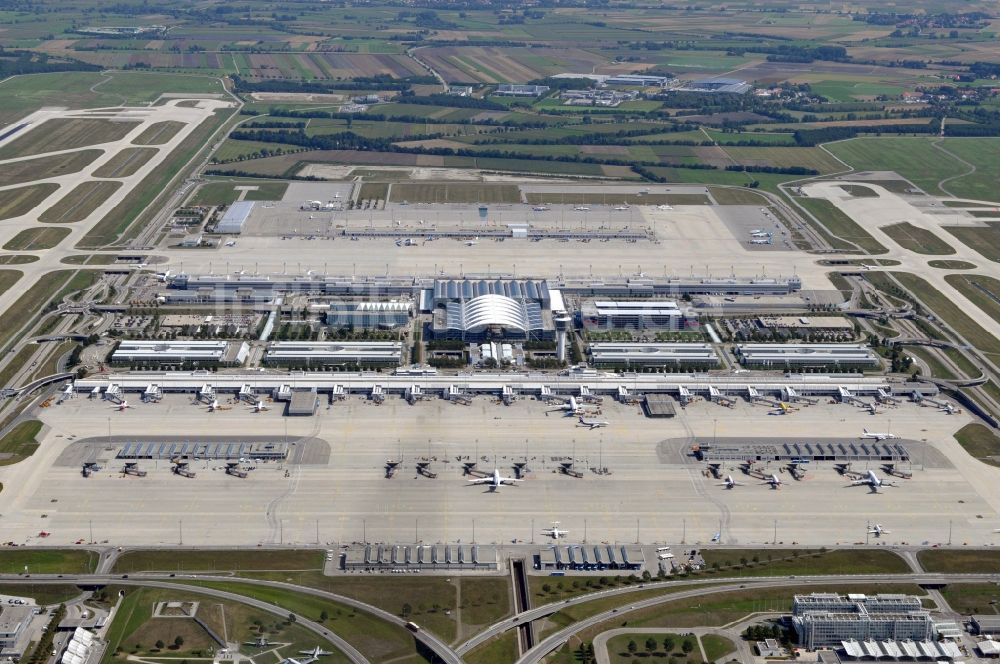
456;572;996;661
0;573;461;664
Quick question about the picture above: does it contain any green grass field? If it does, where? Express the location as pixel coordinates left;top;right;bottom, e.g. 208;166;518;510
708;186;769;205
701;634;737;660
0;118;140;159
881;222;955;255
0;183;59;220
0;419;42;466
939;584;1000;614
605;633;701;663
112;549;323;573
0;270;93;351
39;181;123;223
796;197;887;254
0;255;38;265
388;182;521;203
919;548;1000;574
3;226;70;250
828;138;959;196
92;148;158;178
464;632;517;664
891;272;1000;359
525;192;710;206
839;184;879;197
944;274;1000;327
944;223;1000;263
928;260;976;269
952;423;1000;468
0;548;96;573
131;121;185;146
102;585;348;664
235;571;511;645
181;580;422;662
0;150;102;188
935;138;1000;202
697;548;909;576
721;145;844;174
187;180;289;206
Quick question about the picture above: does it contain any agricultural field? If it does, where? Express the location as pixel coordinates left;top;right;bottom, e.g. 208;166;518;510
720;145;844;173
418;46;607;84
0;183;59;220
0;118;140;159
2;226;70;250
39;181;123;223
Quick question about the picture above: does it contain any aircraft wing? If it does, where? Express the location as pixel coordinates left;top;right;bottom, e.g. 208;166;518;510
467;478;491;484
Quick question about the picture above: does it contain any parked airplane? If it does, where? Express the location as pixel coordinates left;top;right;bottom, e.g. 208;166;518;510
573;206;591;211
613;205;630;211
848;470;895;493
541;521;569;539
862;429;898;440
116;400;132;411
577;415;609;429
761;474;782;489
719;475;743;489
656;204;673;211
465;237;479;246
244;637;271;648
207;399;220;412
553;396;595;415
868;523;891;537
532;206;550;211
254;401;269;412
940;402;957;414
298;647;333;658
468;468;522;491
749;237;773;245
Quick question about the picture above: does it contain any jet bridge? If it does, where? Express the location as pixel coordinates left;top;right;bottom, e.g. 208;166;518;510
709;386;735;407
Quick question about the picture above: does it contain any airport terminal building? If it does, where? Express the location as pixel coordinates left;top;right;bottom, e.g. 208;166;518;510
429;278;556;341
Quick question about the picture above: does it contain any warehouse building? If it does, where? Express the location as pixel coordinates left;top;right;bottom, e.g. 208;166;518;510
324;301;412;330
605;74;674;87
214;201;254;234
263;341;402;368
111;340;249;367
685;77;751;94
581;300;688;331
792;593;933;650
589;343;718;369
342;543;498;571
735;343;879;370
536;544;645;571
495;84;549;96
971;616;1000;636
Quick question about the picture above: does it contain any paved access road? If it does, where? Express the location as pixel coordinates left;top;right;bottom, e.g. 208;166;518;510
455;572;997;663
0;573;460;664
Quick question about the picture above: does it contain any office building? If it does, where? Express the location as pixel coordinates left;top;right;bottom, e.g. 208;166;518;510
581;300;687;331
792;593;933;649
